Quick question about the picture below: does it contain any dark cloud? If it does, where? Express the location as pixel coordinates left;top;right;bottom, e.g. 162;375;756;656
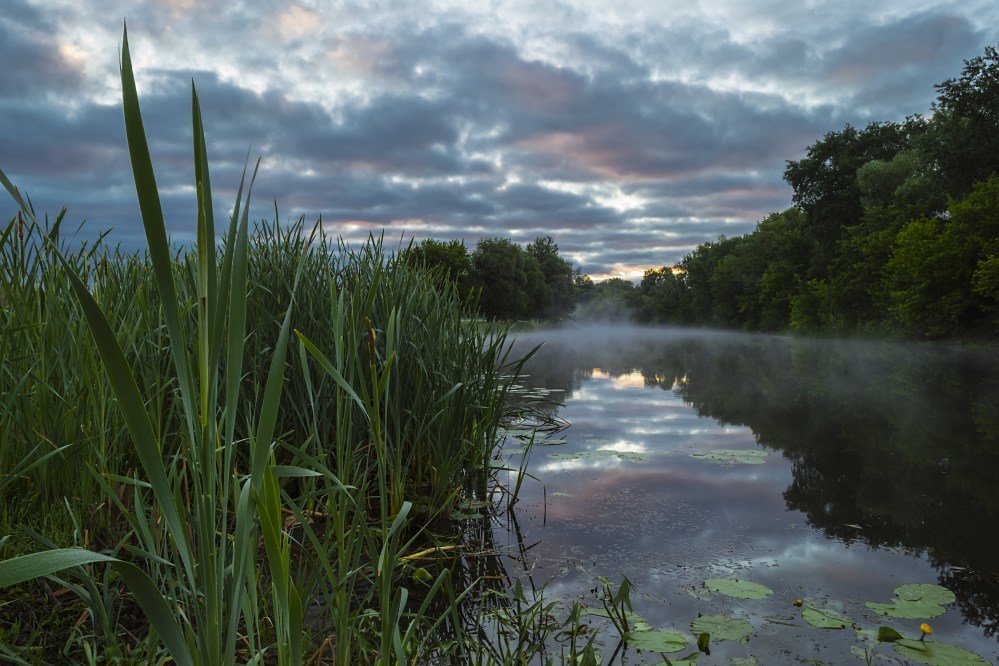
1;2;997;277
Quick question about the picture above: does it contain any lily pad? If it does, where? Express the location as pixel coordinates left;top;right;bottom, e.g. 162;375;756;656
627;629;688;653
690;615;753;643
866;599;948;619
548;449;646;462
691;449;768;465
866;583;955;619
582;608;651;632
802;606;852;629
731;658;759;665
653;654;702;665
551;491;574;497
704;578;774;600
614;451;649;461
894;584;956;606
892;638;989;665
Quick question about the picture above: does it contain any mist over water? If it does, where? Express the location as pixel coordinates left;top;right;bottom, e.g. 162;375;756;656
498;325;999;662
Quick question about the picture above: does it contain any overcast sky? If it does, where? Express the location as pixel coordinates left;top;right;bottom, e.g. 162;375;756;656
2;0;997;278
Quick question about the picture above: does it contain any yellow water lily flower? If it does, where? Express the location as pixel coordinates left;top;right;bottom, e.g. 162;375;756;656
920;623;932;640
793;598;804;607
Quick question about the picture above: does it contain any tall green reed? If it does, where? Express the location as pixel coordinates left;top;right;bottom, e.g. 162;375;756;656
0;25;312;665
0;24;533;665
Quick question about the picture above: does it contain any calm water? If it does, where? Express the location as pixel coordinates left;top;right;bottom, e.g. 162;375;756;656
498;326;999;664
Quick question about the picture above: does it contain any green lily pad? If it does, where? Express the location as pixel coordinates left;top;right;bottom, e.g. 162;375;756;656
894;584;956;605
690;615;753;643
627;629;688;653
582;608;651;632
802;606;852;629
704;578;774;600
691;449;768;465
548;449;646;462
549;450;612;460
653;654;702;665
614;451;648;461
866;599;947;619
731;658;759;665
892;638;989;665
866;583;955;619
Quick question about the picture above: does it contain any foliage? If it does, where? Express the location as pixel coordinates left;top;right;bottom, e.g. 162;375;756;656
614;43;999;340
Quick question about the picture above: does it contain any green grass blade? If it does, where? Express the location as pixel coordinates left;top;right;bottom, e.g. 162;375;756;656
54;250;193;582
120;24;196;438
0;550;193;666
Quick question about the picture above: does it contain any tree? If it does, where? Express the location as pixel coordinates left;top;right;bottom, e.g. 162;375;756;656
784;120;924;272
398;238;472;302
470;237;542;320
526;236;578;320
638;267;689;324
923;45;999;197
887;176;999;336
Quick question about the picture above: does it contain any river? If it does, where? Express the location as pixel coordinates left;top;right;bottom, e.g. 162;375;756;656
496;326;999;664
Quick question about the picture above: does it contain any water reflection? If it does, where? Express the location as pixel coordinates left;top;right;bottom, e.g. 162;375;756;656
501;326;999;662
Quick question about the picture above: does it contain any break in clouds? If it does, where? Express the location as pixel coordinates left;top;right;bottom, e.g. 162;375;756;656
2;0;997;279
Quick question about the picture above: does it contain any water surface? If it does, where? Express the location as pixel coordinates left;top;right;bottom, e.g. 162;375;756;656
498;326;999;663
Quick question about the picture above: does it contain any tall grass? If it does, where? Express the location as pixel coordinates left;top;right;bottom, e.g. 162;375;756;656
0;25;525;664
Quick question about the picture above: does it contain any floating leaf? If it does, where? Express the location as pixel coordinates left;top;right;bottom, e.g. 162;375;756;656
690;449;768;465
704;578;774;600
802;606;852;629
690;615;753;643
615;451;648;461
583;607;650;632
731;658;759;665
894;584;956;606
653;654;702;665
627;629;688;653
866;599;947;619
892;639;989;665
548;449;646;462
551;491;574;497
866;583;955;619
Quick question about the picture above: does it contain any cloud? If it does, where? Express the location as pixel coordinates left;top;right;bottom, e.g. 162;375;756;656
1;1;997;277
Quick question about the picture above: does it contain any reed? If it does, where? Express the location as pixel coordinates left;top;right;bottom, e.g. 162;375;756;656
0;25;526;664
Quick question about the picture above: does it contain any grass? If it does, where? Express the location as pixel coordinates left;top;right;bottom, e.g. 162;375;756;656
0;25;535;664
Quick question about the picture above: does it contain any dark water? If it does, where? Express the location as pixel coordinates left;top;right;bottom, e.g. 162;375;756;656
498;326;999;664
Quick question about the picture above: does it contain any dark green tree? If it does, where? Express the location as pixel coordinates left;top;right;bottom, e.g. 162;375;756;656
526;236;578;320
470;237;542;320
399;238;472;302
922;45;999;197
784;120;924;272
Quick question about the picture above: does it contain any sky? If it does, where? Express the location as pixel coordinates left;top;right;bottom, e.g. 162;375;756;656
2;1;997;279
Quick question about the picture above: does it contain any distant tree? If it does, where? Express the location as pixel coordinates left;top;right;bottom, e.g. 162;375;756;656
575;277;639;321
638;267;689;324
526;236;578;320
399;238;472;302
470;237;541;320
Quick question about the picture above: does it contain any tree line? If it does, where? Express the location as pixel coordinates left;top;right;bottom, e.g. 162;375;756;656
581;45;999;339
399;235;581;321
